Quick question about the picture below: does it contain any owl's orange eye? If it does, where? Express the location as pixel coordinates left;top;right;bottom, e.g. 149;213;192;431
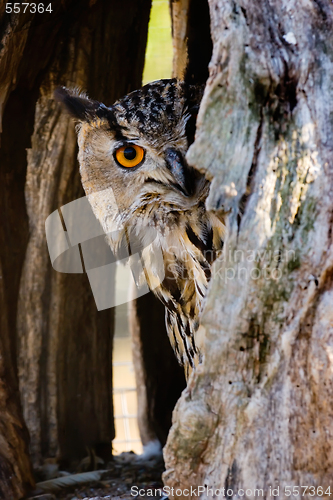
115;145;144;168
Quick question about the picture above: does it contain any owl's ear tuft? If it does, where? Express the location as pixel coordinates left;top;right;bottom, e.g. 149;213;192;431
54;87;107;122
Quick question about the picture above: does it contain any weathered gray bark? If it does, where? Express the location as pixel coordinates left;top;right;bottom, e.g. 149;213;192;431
164;0;333;497
0;0;151;484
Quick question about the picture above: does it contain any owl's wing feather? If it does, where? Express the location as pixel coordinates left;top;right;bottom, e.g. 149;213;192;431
151;216;225;370
165;308;200;374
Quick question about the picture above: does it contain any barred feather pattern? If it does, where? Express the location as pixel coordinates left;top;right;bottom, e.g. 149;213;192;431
56;79;225;370
118;187;225;370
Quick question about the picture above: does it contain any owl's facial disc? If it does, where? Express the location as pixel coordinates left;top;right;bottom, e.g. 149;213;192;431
55;83;204;202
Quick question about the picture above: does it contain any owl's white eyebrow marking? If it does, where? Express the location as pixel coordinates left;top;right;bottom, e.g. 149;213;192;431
111;138;142;151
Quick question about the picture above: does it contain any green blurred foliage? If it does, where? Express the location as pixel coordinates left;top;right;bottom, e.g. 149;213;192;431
142;0;173;85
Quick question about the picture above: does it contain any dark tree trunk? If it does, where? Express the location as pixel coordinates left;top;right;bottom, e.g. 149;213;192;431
0;0;151;494
0;266;34;499
130;292;186;448
170;0;212;84
0;9;38;499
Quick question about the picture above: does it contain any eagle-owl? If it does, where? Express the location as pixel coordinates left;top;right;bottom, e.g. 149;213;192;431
56;79;225;372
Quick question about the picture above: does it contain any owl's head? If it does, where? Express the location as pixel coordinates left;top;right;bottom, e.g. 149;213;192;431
56;80;205;217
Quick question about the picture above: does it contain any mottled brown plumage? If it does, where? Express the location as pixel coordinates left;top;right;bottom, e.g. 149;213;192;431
56;79;225;371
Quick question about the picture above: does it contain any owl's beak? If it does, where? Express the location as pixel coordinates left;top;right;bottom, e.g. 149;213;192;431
165;148;194;197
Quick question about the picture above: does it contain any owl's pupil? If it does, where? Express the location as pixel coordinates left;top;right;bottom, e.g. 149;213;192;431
124;147;136;160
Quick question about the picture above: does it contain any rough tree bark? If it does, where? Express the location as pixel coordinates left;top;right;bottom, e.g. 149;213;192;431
0;0;151;492
0;8;37;498
164;0;333;497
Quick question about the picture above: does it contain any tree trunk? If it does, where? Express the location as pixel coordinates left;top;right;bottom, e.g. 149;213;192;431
0;265;34;499
164;0;333;496
170;0;212;84
0;10;37;499
130;292;186;448
0;0;151;486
